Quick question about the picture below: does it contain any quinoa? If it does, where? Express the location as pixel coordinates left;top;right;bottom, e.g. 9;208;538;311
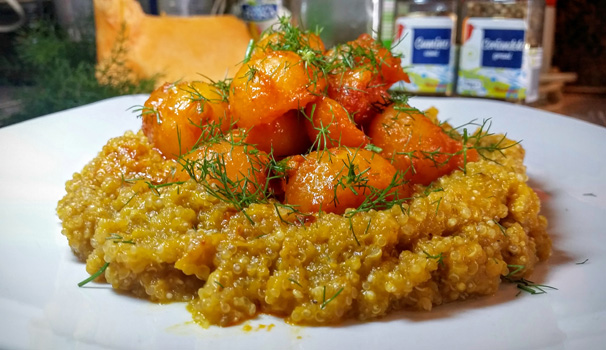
57;130;550;327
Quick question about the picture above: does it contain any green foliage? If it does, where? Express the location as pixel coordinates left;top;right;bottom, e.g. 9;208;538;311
3;20;155;125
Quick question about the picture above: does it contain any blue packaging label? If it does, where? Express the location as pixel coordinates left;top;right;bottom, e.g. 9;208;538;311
412;28;451;65
457;18;530;100
241;4;278;22
392;16;455;94
481;29;525;69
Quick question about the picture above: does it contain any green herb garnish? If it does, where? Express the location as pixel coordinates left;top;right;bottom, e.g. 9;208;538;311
494;220;507;236
504;264;557;295
511;278;558;295
364;144;383;153
289;278;303;288
78;262;109;287
320;286;344;309
106;233;135;245
422;250;445;266
505;264;525;278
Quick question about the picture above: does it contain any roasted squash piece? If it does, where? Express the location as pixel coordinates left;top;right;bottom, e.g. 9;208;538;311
176;140;269;198
304;97;369;149
368;105;478;185
283;147;411;214
325;34;409;126
230;51;326;129
244;109;311;157
142;81;230;158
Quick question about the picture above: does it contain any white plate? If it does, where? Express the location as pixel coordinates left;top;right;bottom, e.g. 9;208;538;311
1;95;605;350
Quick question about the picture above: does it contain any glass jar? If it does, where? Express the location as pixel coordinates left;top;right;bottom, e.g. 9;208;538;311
232;0;293;40
155;0;214;16
456;0;544;103
298;0;381;48
390;0;459;96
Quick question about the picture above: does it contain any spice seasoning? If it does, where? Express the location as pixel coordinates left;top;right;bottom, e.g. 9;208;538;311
391;0;459;95
456;0;544;103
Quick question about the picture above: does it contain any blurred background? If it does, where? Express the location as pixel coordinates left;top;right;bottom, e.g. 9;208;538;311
0;0;604;127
